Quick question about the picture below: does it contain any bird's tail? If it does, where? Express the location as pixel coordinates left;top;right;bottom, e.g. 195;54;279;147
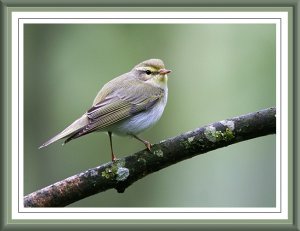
39;114;89;149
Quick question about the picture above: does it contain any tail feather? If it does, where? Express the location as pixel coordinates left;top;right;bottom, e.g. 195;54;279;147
39;114;89;149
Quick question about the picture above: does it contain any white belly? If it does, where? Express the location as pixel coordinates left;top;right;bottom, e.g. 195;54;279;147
106;92;167;136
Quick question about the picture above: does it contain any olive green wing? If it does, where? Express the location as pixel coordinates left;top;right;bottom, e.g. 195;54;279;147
65;80;164;141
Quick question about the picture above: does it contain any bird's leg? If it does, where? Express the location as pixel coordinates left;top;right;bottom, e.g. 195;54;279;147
108;132;117;161
132;135;152;151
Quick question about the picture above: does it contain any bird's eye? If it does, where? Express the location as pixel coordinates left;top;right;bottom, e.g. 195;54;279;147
145;70;152;75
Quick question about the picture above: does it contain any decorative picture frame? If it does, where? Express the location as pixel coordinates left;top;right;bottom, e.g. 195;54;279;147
1;1;298;230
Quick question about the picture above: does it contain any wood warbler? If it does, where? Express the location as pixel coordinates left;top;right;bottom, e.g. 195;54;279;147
39;59;171;161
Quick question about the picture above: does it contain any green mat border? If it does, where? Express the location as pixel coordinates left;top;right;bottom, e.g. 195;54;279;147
1;1;298;230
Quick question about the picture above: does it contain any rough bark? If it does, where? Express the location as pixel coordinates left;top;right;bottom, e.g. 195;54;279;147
24;107;276;207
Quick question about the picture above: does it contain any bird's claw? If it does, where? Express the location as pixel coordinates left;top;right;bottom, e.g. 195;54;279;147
145;141;152;152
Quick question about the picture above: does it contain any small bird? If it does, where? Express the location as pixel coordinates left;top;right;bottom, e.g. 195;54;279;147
39;59;171;161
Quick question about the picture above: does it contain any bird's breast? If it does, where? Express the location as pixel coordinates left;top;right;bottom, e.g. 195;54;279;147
107;89;168;136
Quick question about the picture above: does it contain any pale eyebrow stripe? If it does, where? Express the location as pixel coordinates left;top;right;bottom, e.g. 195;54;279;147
135;66;157;72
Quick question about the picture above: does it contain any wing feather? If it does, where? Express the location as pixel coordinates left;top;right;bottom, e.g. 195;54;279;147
66;80;164;141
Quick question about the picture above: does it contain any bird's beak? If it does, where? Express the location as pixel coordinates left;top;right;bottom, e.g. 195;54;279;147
159;69;172;75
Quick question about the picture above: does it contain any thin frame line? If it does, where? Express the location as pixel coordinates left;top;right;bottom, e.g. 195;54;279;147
17;17;282;215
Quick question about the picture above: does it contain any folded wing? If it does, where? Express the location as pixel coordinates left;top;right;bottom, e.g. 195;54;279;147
64;79;164;143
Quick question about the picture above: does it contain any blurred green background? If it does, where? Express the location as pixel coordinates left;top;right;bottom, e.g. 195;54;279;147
24;24;276;207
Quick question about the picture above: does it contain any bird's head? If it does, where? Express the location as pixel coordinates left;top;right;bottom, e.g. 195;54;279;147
133;59;171;88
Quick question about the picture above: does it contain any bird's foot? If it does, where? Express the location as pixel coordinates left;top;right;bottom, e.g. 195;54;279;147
112;153;118;162
144;141;152;152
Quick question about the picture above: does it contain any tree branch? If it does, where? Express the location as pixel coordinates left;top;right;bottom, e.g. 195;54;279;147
24;107;276;207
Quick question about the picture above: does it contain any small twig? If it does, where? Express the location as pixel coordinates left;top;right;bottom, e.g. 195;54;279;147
24;107;276;207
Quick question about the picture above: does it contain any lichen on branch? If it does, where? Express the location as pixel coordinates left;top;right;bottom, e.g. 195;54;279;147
24;107;276;207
